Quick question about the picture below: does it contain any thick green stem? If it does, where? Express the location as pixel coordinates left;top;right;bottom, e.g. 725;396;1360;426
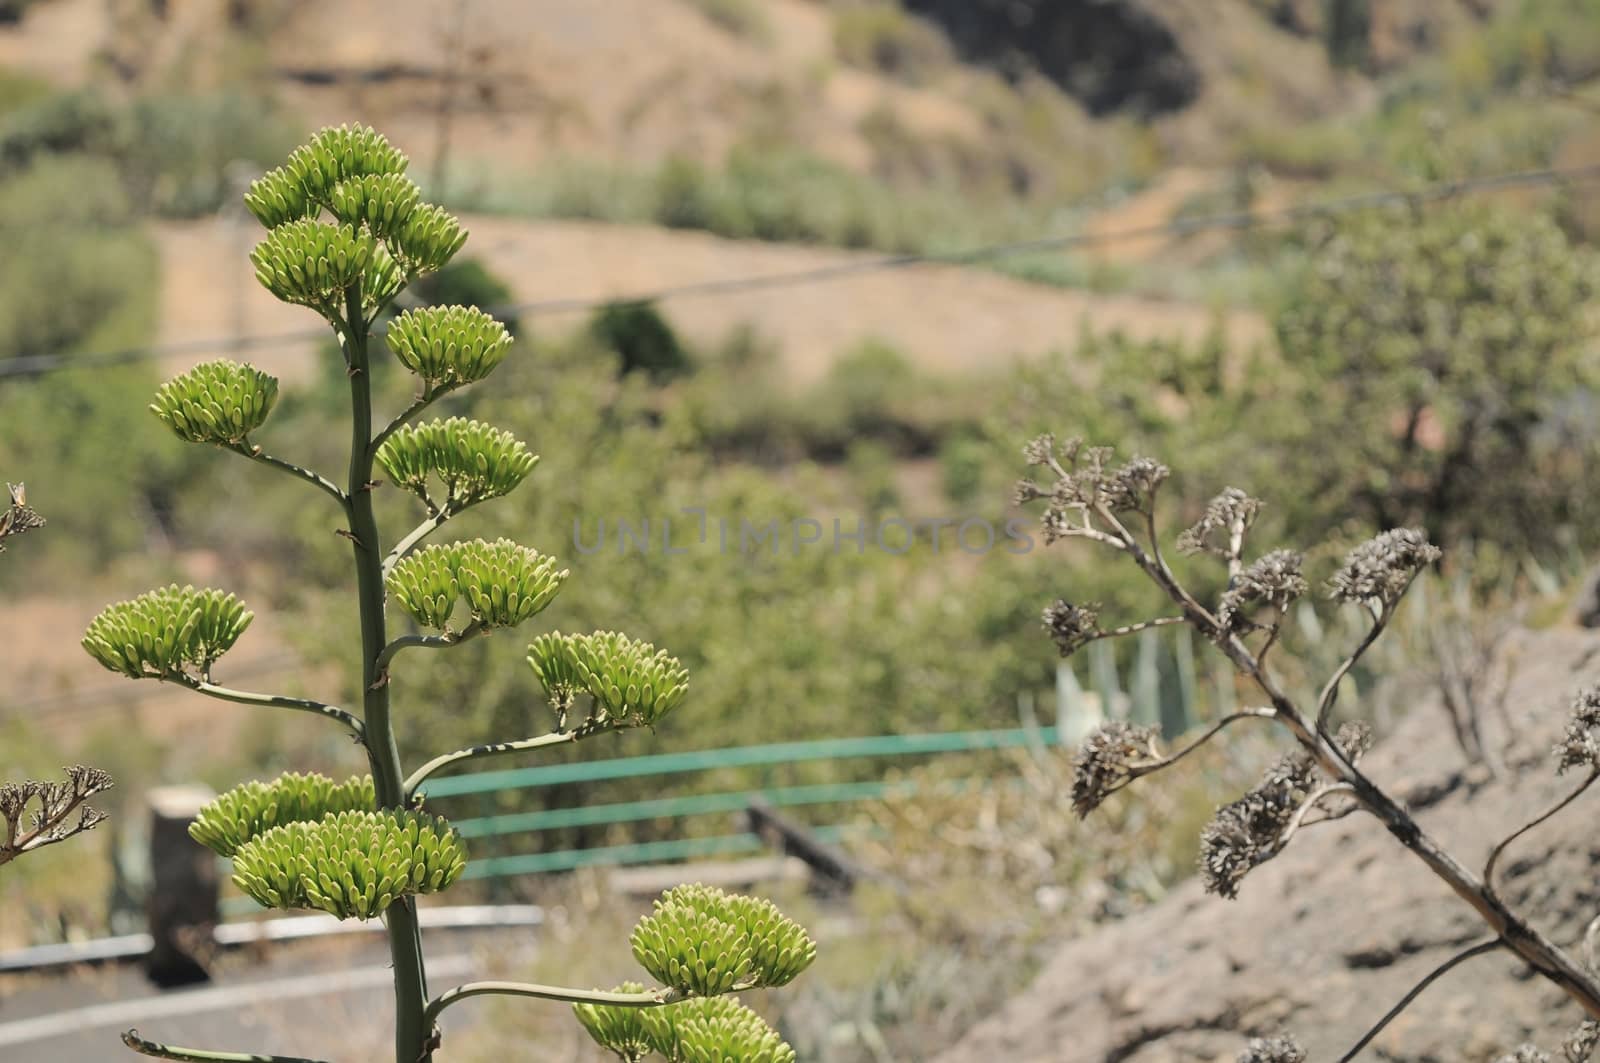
343;284;433;1063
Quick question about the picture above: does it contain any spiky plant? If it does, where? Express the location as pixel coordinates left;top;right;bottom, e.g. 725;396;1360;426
102;125;814;1063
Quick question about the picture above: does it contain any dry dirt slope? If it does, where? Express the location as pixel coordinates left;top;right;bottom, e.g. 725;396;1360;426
940;628;1600;1063
154;215;1265;387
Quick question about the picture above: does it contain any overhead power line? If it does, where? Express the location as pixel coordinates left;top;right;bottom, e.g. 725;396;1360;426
4;162;1600;382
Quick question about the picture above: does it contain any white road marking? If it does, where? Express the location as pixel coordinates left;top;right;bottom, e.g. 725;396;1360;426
0;953;477;1046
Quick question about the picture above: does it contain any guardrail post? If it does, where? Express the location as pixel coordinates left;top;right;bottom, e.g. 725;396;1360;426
745;799;870;892
145;784;218;987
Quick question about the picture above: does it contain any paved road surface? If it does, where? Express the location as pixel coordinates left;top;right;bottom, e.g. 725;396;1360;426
0;929;522;1062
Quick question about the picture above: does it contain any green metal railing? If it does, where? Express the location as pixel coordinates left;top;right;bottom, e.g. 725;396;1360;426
428;725;1061;881
216;727;1056;916
415;726;1061;799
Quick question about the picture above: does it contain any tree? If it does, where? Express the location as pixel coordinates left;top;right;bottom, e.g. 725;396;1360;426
1269;203;1596;554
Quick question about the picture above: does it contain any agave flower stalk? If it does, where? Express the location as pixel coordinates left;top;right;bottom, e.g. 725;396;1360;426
89;125;815;1063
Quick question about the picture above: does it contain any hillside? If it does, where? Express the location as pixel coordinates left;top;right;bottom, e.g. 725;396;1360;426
940;626;1600;1062
153;214;1265;386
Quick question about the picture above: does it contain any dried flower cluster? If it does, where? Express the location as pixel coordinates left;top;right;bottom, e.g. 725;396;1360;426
0;765;113;865
1103;456;1171;513
1334;720;1375;764
1217;549;1309;633
1236;1034;1307;1063
1177;487;1262;556
1070;721;1159;817
1042;599;1103;658
1328;528;1441;607
1017;436;1170;545
1565;1020;1600;1063
1199;752;1317;899
1492;1021;1600;1063
1198;722;1370;899
0;481;45;553
1499;1046;1554;1063
1554;686;1600;775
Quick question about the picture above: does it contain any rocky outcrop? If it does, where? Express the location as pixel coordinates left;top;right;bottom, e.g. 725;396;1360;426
940;628;1600;1062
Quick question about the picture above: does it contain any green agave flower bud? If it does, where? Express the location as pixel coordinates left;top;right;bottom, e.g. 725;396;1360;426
363;240;405;315
232;809;466;920
571;631;690;728
251;219;377;312
328;173;423;241
243;165;315;229
387;543;464;631
391;202;467;276
150;360;280;446
644;884;817;990
230;816;314;910
386;305;513;392
375;417;538;510
630;891;752;997
283;123;408;203
711;891;817;988
526;632;586;716
455;538;568;629
572;983;655;1062
189;772;376;858
82;585;253;679
642;997;796;1063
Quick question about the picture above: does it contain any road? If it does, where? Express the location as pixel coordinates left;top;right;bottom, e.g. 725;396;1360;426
0;929;521;1062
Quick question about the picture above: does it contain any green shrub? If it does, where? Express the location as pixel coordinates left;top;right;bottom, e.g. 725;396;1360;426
1269;202;1598;553
407;257;520;332
122;91;302;216
939;431;986;505
588;300;692;379
0;91;120;171
0;155;181;580
833;4;952;84
682;0;773;42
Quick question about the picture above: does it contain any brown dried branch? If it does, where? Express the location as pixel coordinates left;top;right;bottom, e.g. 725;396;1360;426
0;765;113;866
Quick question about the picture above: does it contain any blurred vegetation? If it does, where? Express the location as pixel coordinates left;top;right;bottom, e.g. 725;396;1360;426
0;154;181;581
680;0;773;43
1239;0;1600;182
832;3;953;85
1267;203;1598;552
587;300;691;380
0;86;300;216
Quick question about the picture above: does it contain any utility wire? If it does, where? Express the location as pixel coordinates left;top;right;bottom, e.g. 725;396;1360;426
4;162;1600;382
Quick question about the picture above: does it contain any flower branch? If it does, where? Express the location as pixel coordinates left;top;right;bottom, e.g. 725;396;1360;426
227;442;350;513
1315;603;1394;733
1334;939;1503;1063
383;509;455;579
170;676;365;741
1483;769;1599;890
369;385;464;463
422;981;686;1028
122;1030;333;1063
404;723;626;799
374;620;485;680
